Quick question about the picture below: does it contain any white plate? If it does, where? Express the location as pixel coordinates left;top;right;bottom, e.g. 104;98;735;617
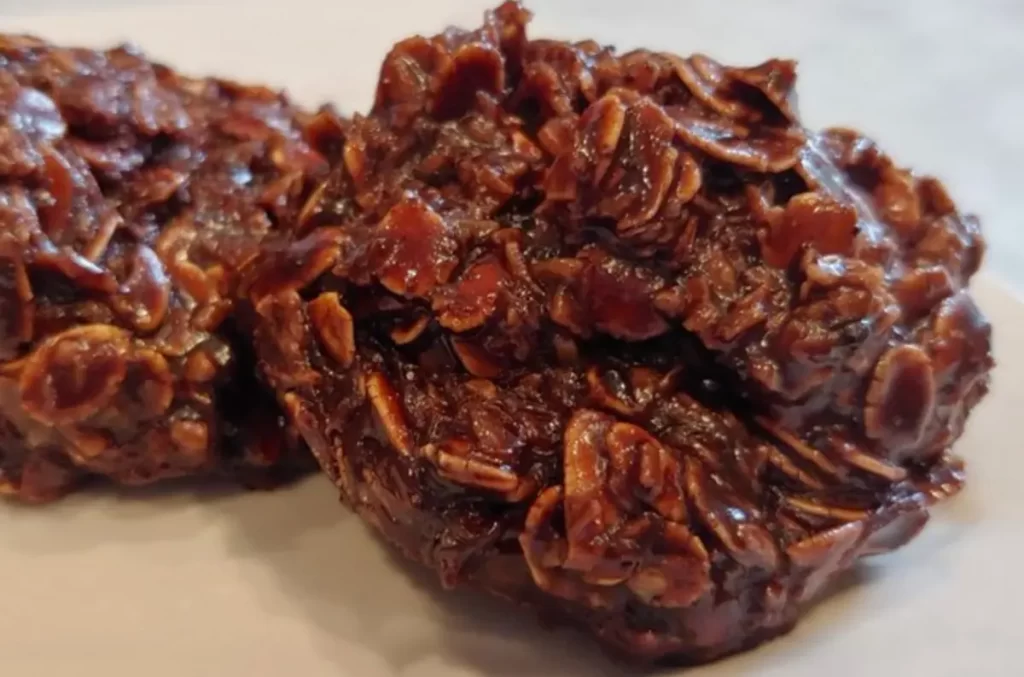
2;2;1022;675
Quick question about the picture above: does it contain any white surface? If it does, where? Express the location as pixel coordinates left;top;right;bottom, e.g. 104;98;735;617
2;277;1021;677
0;2;1022;675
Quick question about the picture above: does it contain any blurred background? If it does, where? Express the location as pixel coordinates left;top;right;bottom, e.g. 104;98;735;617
3;0;1022;292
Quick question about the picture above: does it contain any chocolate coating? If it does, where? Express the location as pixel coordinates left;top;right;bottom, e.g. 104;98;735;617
249;2;991;664
0;36;323;501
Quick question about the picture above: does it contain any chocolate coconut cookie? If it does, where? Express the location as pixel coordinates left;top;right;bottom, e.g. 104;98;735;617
247;2;991;664
0;36;324;501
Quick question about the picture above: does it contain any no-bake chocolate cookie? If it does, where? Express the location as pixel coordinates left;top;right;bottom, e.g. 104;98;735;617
248;3;991;664
0;36;324;501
